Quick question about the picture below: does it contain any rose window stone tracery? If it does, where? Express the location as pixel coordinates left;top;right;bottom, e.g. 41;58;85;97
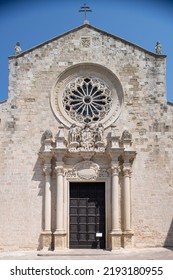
62;77;112;124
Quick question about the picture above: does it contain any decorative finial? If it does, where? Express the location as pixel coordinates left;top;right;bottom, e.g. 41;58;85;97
14;41;22;55
79;3;92;24
155;41;162;55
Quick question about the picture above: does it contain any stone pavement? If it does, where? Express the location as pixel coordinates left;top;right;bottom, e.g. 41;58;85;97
0;247;173;260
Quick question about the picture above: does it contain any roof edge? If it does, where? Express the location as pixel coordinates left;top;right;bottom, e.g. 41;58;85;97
8;23;167;59
167;101;173;106
0;99;7;104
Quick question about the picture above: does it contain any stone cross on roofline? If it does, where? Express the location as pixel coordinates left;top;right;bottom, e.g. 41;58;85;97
79;3;92;24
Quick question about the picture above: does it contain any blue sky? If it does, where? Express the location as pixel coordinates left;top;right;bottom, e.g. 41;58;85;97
0;0;173;102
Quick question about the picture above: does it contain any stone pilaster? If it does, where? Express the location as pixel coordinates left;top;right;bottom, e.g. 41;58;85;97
43;163;52;231
40;160;52;250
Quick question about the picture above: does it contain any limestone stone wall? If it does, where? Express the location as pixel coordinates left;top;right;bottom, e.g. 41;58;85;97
0;24;173;250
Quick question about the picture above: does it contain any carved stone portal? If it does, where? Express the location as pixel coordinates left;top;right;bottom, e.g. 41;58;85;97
40;126;136;251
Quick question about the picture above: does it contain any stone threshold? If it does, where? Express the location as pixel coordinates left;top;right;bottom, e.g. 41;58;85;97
37;248;127;256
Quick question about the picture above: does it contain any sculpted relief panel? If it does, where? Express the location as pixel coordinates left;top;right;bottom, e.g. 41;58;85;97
68;123;105;153
66;160;109;181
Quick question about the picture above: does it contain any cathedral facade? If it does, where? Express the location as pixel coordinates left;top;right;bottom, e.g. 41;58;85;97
0;24;173;251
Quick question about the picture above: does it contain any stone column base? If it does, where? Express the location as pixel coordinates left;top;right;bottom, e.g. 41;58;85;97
54;231;66;250
122;231;134;248
110;231;122;250
40;231;52;250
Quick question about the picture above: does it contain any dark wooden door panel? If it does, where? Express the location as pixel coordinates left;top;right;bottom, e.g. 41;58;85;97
70;182;105;249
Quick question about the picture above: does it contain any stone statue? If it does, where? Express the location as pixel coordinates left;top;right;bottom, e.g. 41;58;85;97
95;123;104;142
69;124;80;142
68;123;106;153
43;129;53;140
155;41;162;55
122;129;132;140
80;124;94;149
15;42;22;55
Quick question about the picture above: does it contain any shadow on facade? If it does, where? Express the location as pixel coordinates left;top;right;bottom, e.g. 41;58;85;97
164;218;173;250
32;154;45;251
32;151;57;251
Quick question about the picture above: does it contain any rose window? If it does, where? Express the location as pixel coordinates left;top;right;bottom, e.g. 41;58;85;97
63;77;112;123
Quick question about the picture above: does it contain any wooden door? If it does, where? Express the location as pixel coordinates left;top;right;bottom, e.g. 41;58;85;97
70;182;105;249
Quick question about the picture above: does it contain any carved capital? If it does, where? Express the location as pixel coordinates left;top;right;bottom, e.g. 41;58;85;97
43;164;52;176
55;166;64;176
123;164;132;177
111;165;120;176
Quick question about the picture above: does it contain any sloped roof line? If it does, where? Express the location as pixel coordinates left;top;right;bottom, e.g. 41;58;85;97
9;23;166;59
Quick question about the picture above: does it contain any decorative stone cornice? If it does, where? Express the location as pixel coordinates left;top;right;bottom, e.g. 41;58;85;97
124;150;136;163
108;148;124;161
52;149;66;162
39;151;52;162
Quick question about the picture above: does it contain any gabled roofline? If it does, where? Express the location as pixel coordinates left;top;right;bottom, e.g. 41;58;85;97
167;101;173;106
9;23;166;59
0;99;7;104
